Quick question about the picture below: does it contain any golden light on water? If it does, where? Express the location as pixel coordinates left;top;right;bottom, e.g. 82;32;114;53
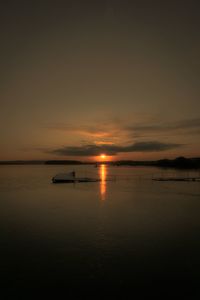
100;164;106;201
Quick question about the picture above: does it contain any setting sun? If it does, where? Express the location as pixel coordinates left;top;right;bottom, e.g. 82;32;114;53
100;154;106;159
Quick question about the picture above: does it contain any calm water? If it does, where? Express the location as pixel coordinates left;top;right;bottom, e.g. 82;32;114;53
0;165;200;297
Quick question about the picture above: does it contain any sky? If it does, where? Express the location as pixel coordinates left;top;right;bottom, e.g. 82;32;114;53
0;0;200;161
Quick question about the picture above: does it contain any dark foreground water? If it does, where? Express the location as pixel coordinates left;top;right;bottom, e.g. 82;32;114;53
0;165;200;298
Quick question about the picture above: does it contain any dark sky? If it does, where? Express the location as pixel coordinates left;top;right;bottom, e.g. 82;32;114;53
1;0;200;160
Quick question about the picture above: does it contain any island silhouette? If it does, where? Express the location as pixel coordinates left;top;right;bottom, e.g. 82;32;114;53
0;157;200;169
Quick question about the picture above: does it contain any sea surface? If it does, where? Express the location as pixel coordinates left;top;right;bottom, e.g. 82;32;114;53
0;165;200;297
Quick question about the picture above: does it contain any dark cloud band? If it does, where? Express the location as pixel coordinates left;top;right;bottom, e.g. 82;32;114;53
50;141;182;156
127;118;200;133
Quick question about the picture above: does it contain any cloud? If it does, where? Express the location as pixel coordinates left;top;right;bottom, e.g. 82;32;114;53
45;117;199;155
45;122;121;138
46;117;200;138
50;141;182;157
127;118;200;134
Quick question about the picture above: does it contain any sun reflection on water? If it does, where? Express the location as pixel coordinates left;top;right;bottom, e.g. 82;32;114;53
99;164;107;201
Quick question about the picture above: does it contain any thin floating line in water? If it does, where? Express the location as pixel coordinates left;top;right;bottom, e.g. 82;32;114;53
152;177;200;182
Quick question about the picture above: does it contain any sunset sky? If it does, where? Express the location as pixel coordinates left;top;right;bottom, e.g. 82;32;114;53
1;0;199;161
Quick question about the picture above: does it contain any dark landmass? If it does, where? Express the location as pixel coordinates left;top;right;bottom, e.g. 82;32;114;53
113;157;200;169
0;160;45;165
0;160;84;165
155;157;200;169
0;156;200;169
45;160;83;165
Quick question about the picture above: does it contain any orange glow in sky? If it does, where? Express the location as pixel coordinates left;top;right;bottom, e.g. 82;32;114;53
94;154;113;162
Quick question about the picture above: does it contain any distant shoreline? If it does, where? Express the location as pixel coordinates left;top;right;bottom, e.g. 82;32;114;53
0;157;200;169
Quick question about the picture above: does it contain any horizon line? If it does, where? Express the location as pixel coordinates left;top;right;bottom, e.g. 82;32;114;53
0;156;200;164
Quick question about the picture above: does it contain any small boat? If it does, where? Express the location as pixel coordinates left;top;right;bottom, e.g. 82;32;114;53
52;171;100;183
52;171;75;183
